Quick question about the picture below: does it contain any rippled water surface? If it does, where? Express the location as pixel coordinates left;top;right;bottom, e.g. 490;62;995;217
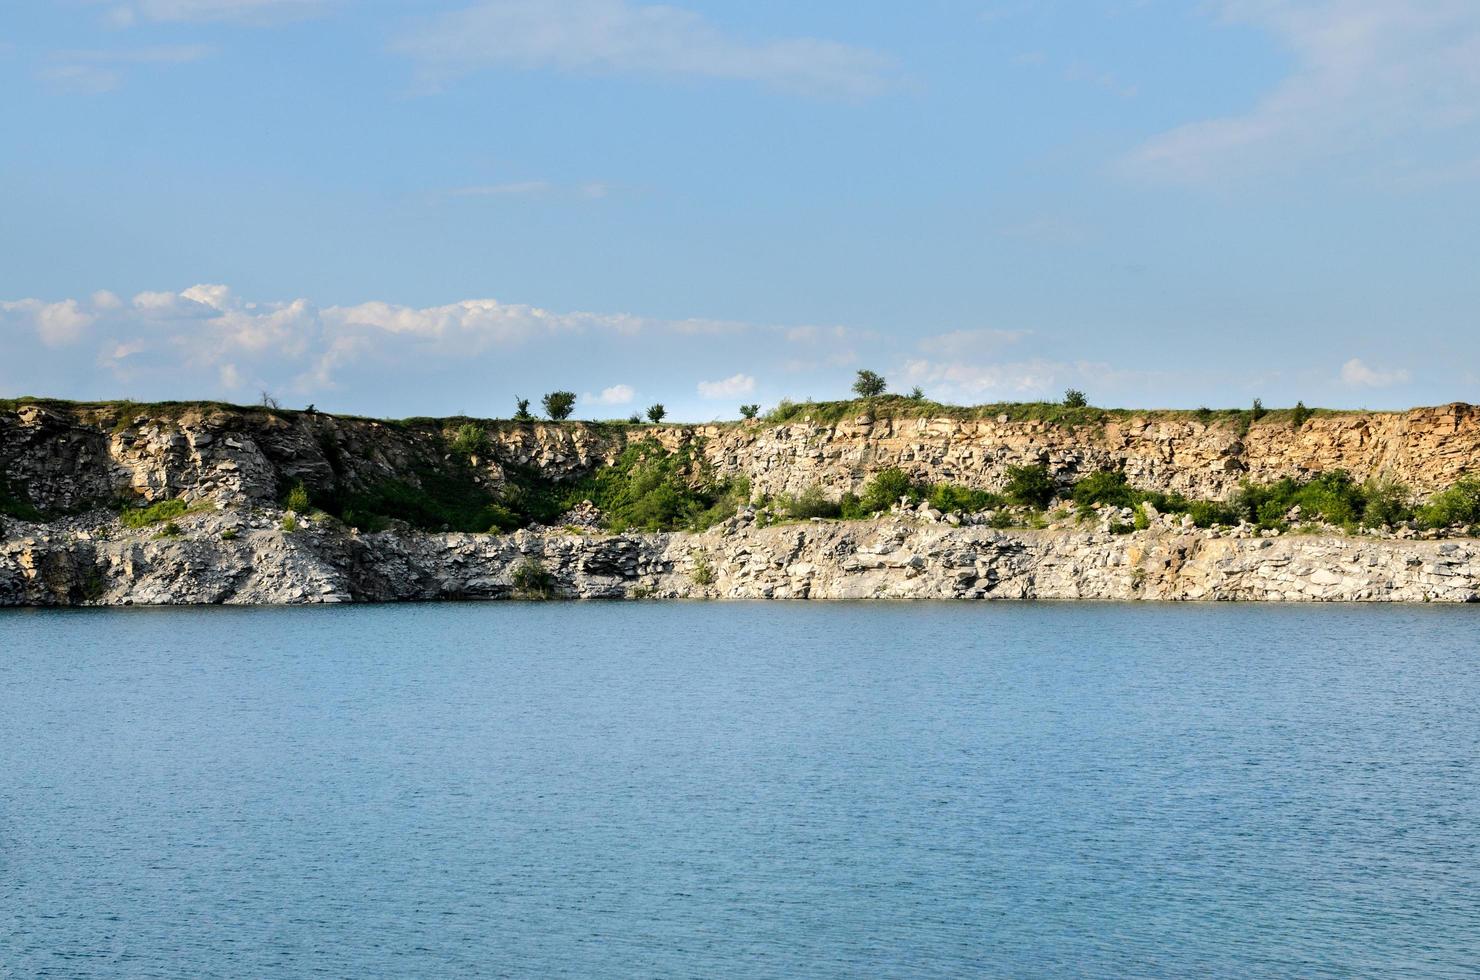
2;603;1478;978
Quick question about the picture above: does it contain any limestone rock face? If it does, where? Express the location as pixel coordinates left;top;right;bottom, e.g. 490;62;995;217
4;401;1480;605
693;404;1480;502
4;402;1479;517
2;508;1476;605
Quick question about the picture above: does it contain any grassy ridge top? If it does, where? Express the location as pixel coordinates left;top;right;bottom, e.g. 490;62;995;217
0;394;1456;429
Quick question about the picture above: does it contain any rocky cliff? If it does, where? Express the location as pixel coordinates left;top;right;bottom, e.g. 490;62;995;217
4;400;1480;515
4;505;1478;605
4;398;1479;605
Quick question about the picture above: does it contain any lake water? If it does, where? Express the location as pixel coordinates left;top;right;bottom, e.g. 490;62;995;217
1;603;1478;978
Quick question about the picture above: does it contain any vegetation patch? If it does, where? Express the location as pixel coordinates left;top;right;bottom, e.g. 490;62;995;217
511;558;555;598
120;497;193;529
0;473;43;522
565;438;748;532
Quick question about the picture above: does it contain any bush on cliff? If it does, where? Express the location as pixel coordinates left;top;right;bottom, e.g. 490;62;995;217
285;481;311;514
511;558;555;598
927;483;1003;514
781;485;840;520
1071;470;1138;513
859;468;922;512
567;438;744;533
449;423;488;459
1005;464;1056;508
1416;476;1480;531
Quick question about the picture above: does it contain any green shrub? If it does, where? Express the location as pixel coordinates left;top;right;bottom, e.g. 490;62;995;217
1004;464;1055;508
449;423;488;459
285;481;311;513
221;527;239;541
1187;500;1238;528
690;552;715;586
157;521;182;538
739;404;760;420
1416;477;1480;530
513;397;533;422
1063;388;1088;408
281;513;297;533
928;483;1003;514
120;497;189;529
907;386;925;401
646;404;666;424
511;558;555;597
1361;480;1413;528
1071;470;1137;513
627;413;642;424
566;438;742;532
1250;398;1267;422
859;468;923;513
1290;401;1312;430
542;391;576;421
781;485;840;520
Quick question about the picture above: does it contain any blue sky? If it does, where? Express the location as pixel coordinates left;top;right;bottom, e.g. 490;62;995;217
3;0;1478;419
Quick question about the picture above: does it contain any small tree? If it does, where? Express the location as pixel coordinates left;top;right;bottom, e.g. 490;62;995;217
646;403;666;424
542;391;576;421
1291;401;1312;430
513;397;533;422
739;404;760;420
1063;388;1088;408
907;386;925;401
1251;398;1267;422
852;369;886;399
259;390;281;410
627;413;642;424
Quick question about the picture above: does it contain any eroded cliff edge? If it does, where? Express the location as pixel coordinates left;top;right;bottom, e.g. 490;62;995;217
3;399;1479;604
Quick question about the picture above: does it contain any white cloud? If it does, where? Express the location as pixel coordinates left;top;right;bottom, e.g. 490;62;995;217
394;0;896;97
1340;357;1411;388
1123;1;1480;183
219;363;243;389
697;373;756;398
38;64;121;94
902;358;1060;400
324;297;644;345
40;43;213;92
916;328;1028;358
448;181;553;197
588;384;635;405
2;299;96;346
38;301;97;346
107;0;329;25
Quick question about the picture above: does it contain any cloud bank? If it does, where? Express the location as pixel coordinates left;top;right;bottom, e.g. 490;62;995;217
1123;1;1480;183
394;0;896;97
1;285;1439;417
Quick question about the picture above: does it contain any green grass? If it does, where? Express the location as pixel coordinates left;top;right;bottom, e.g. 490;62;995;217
0;393;1417;430
119;497;193;529
760;395;1354;430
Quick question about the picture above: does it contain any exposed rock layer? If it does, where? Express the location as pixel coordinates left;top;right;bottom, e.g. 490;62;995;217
3;509;1477;606
4;400;1480;515
5;400;1480;605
